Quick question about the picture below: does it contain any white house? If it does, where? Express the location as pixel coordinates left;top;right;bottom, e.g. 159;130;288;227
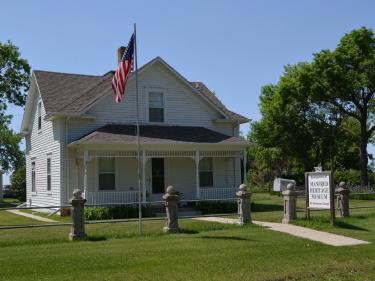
21;54;249;207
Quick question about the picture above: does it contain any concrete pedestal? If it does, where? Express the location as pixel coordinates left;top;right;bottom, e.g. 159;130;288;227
282;183;297;224
163;186;180;233
336;182;350;217
69;189;87;240
236;184;252;225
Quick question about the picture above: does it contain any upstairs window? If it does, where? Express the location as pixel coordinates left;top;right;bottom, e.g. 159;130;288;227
149;92;164;122
47;158;51;191
98;158;115;190
31;162;36;192
199;158;213;187
37;101;42;130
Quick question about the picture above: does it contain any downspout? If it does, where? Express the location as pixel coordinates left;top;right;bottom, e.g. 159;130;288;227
65;117;70;205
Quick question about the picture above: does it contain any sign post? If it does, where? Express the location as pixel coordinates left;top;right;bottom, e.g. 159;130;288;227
305;171;336;226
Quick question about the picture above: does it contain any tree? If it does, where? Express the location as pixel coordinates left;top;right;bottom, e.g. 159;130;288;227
0;41;30;172
0;115;24;171
10;165;26;201
0;41;30;108
309;27;375;186
249;62;361;187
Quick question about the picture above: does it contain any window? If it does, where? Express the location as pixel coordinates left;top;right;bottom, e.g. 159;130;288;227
31;162;36;192
47;158;51;191
98;158;115;190
199;158;213;187
149;92;164;122
37;101;42;130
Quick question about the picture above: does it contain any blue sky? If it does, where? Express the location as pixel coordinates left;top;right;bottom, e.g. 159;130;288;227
1;0;375;183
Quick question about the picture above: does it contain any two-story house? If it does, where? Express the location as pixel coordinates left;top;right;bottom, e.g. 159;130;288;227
21;54;249;207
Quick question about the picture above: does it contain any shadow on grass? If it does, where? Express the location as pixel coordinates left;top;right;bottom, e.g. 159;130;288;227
336;221;369;231
177;228;199;234
85;235;108;242
199;235;253;241
251;203;283;212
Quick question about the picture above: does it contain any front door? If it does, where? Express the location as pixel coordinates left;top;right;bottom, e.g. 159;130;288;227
152;158;165;194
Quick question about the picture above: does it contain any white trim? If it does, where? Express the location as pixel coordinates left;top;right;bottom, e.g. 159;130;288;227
21;73;39;132
146;90;166;123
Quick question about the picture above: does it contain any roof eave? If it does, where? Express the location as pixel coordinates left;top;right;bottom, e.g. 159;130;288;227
68;141;249;148
20;72;38;133
213;118;250;124
45;112;97;121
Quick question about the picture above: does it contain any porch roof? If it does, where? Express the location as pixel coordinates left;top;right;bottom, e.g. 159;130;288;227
69;124;249;146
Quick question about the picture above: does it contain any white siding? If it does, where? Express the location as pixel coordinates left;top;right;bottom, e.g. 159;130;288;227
68;62;234;143
26;89;62;207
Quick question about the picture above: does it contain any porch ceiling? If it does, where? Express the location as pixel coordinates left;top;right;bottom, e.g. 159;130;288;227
69;124;249;147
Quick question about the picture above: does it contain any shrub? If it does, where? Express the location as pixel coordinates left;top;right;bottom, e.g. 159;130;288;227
333;169;375;186
10;165;26;201
197;201;237;215
84;205;153;220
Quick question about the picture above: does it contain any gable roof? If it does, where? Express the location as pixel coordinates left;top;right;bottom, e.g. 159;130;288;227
189;82;248;122
69;124;249;146
31;57;249;122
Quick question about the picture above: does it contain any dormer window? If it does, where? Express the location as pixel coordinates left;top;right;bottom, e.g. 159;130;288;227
149;92;164;123
37;101;42;130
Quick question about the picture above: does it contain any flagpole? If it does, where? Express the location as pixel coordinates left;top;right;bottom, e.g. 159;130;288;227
134;23;142;237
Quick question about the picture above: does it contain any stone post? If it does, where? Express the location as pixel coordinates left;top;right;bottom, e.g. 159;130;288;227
0;168;4;202
336;181;350;217
236;184;252;225
69;189;87;240
282;183;297;224
163;186;180;233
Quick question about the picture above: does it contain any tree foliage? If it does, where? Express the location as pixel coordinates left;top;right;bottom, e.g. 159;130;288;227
248;28;375;187
308;27;375;186
0;114;24;171
0;41;30;108
0;41;30;172
10;165;26;201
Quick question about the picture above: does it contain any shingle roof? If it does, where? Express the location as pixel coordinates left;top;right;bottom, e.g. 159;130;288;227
70;124;249;145
189;82;249;122
34;61;248;123
34;70;103;114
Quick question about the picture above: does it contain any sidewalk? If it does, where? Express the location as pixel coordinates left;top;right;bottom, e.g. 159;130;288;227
193;216;370;247
7;209;57;223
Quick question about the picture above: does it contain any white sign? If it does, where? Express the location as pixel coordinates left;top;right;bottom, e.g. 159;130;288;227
273;178;296;192
308;173;331;209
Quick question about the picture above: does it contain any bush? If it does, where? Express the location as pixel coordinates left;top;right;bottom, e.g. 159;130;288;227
197;201;237;215
10;165;26;201
333;169;375;186
84;205;153;221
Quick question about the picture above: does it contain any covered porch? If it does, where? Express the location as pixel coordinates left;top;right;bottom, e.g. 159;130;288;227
68;124;249;205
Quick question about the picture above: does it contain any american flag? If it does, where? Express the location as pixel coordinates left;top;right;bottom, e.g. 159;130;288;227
112;33;135;103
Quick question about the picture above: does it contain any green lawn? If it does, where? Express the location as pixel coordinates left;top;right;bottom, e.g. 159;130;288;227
0;194;374;281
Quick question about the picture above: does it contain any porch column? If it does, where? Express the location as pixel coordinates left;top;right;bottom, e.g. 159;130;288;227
142;150;147;202
243;149;247;185
83;149;89;199
195;150;200;199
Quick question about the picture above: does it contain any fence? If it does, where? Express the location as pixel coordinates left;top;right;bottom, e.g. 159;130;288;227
0;185;252;239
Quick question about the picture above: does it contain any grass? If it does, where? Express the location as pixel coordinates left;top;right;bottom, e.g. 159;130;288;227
0;193;375;280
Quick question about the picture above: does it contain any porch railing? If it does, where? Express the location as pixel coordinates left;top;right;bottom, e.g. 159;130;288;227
200;188;238;200
85;191;140;205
